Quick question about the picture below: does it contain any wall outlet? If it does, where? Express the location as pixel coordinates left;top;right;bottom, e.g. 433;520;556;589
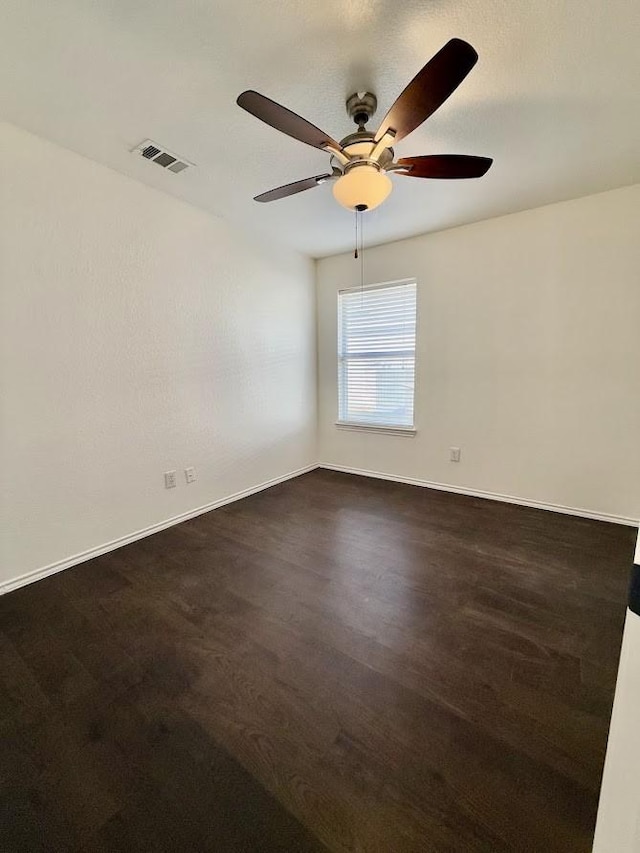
184;466;196;484
449;447;461;463
164;470;177;489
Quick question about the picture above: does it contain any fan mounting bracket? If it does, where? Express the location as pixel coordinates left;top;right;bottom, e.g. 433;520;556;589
346;92;377;128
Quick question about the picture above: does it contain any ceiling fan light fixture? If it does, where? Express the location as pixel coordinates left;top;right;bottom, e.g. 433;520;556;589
332;165;392;212
238;40;492;207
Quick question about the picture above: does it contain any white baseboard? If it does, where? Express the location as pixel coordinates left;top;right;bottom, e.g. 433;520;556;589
319;463;639;528
0;464;317;596
4;461;636;596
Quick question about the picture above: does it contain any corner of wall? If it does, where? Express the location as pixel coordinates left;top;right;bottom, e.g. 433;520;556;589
313;255;322;465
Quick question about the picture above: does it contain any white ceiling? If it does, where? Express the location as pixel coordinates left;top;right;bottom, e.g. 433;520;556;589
1;0;638;258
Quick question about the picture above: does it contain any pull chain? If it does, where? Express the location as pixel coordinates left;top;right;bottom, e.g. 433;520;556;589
359;208;364;295
354;209;358;260
354;204;366;293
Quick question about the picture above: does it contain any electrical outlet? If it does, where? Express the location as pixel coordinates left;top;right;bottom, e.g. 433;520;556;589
184;466;196;484
164;470;177;489
449;447;461;463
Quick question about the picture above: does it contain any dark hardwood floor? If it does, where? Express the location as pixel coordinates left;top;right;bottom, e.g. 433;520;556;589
1;470;636;852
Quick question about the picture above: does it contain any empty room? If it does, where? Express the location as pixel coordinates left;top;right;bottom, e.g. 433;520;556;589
1;0;639;850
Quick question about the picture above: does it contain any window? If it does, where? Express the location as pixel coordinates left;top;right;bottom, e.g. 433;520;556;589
338;279;417;431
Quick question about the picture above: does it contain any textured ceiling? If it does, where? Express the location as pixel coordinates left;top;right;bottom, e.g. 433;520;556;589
1;0;638;257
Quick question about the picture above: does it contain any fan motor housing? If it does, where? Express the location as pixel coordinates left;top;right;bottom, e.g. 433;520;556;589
332;129;394;173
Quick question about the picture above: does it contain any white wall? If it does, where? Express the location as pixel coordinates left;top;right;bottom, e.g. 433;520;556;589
593;530;640;852
317;184;640;523
0;122;316;589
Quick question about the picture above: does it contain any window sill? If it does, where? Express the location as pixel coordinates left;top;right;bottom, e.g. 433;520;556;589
335;422;417;437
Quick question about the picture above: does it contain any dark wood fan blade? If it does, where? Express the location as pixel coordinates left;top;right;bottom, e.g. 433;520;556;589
254;174;332;202
375;39;478;143
237;91;341;152
396;155;492;179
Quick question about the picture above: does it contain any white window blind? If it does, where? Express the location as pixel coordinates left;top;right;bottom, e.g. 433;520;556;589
338;280;417;429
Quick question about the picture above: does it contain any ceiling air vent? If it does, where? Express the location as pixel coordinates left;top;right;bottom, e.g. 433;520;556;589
132;139;194;174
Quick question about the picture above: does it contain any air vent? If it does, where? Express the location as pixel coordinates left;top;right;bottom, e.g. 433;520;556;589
141;144;161;159
132;139;194;174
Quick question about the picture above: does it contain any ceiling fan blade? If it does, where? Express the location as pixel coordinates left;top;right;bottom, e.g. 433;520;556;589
396;154;492;179
254;174;332;203
237;91;341;152
375;39;478;143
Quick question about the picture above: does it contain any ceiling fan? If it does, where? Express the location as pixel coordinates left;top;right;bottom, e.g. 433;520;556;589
237;38;492;213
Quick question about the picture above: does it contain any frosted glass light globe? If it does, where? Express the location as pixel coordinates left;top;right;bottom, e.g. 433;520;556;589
332;165;392;211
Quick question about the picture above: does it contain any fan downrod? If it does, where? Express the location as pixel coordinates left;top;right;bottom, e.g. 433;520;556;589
346;92;377;128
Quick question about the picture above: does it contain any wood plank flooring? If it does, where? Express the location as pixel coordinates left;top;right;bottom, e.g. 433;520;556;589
0;469;636;852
